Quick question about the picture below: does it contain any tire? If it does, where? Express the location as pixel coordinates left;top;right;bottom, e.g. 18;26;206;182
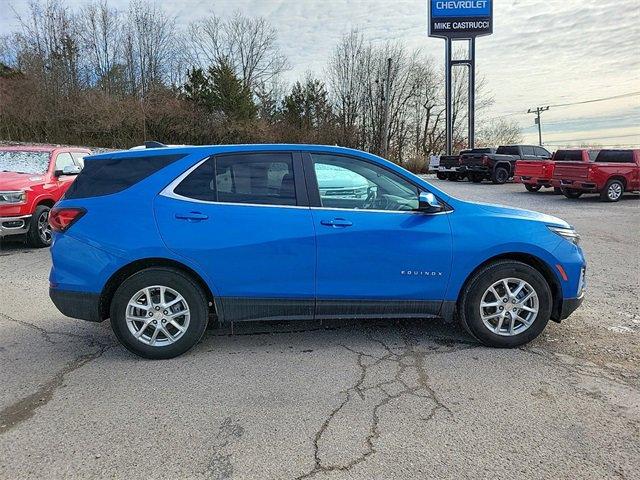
470;174;483;183
562;188;583;199
491;166;509;185
600;179;624;202
436;172;447;180
448;173;460;182
26;205;52;248
458;260;552;348
524;184;542;193
110;267;209;359
553;187;562;195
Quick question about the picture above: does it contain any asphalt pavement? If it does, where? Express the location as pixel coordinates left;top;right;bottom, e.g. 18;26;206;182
0;178;638;479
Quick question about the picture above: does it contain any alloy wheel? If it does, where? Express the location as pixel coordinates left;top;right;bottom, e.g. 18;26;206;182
479;278;539;336
126;285;190;346
608;182;623;201
37;209;52;244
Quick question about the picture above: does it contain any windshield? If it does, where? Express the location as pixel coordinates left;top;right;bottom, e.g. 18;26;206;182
0;151;50;174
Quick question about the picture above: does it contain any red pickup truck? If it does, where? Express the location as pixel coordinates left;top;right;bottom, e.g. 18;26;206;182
0;145;90;247
552;149;640;202
515;149;598;193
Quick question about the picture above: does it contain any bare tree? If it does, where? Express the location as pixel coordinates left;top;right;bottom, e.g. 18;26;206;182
477;118;523;147
186;11;289;94
79;0;121;93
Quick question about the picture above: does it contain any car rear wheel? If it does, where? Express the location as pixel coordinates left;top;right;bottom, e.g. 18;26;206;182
110;267;209;359
491;167;509;184
458;260;552;348
26;205;52;248
470;173;483;183
447;173;460;182
600;179;624;202
524;184;542;192
562;188;583;199
436;172;447;180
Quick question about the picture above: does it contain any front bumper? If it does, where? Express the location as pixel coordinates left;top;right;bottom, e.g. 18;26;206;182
49;288;103;322
559;294;584;320
0;215;31;237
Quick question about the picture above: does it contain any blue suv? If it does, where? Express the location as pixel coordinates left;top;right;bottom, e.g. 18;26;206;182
49;144;586;358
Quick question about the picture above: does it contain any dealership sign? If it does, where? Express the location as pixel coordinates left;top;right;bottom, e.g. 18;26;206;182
428;0;493;38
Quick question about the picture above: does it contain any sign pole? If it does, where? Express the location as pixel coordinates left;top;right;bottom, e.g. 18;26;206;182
428;0;493;155
445;38;453;155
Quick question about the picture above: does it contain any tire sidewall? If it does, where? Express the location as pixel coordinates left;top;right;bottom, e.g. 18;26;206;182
27;205;51;248
603;180;623;202
110;268;209;359
461;262;552;348
492;167;508;184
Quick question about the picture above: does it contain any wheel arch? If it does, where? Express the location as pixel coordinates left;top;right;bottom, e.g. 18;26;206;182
606;176;627;189
37;198;56;208
455;252;563;323
99;257;218;322
494;162;512;174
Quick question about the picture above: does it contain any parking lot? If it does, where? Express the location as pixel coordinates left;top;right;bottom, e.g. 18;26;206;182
0;179;638;479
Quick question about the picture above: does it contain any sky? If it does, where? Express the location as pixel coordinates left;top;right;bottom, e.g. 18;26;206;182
1;0;639;147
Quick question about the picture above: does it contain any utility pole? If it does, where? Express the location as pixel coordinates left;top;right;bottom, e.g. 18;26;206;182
381;57;392;158
528;106;550;146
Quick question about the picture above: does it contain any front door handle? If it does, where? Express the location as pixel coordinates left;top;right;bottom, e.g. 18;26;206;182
320;218;353;228
175;211;209;222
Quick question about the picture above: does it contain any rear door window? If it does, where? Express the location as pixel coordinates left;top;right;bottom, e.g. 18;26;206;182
596;150;634;163
173;153;298;206
521;146;535;156
65;153;186;199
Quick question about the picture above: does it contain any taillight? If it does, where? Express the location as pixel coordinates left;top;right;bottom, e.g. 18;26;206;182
49;207;86;232
482;155;489;165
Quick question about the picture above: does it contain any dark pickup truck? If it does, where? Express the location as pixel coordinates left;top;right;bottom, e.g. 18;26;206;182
459;145;552;184
436;148;496;181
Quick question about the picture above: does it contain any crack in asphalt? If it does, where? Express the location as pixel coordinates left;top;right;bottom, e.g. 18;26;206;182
0;311;112;435
203;417;245;480
296;324;476;479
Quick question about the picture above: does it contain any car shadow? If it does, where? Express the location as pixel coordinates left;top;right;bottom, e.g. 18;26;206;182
201;317;478;351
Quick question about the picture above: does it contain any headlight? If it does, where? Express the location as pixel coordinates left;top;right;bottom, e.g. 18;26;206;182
0;190;27;204
548;225;580;245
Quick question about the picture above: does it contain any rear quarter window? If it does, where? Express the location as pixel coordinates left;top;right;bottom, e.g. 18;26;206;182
554;150;583;162
595;150;634;164
64;153;186;199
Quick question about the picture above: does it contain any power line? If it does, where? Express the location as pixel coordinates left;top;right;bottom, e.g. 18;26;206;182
543;133;640;144
547;91;640;108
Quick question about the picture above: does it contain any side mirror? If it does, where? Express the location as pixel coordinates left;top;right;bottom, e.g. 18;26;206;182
418;192;443;213
56;165;81;177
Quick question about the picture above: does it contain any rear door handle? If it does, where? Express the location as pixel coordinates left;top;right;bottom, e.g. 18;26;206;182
320;218;353;228
175;211;209;222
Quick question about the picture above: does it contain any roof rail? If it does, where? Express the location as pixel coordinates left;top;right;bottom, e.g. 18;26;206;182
144;141;167;149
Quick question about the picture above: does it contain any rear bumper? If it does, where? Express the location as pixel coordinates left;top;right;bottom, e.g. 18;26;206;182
515;176;553;186
49;287;103;322
459;165;488;174
552;179;599;191
0;215;31;237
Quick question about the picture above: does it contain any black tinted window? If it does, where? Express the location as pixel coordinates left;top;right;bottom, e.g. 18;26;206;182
496;146;519;155
596;150;635;163
216;154;296;206
521;146;535;156
535;147;550;157
174;157;215;201
554;150;582;162
65;153;185;199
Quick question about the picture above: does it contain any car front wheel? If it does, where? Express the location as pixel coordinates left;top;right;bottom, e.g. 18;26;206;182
562;188;583;199
26;205;52;248
458;260;552;348
524;184;542;192
110;267;209;359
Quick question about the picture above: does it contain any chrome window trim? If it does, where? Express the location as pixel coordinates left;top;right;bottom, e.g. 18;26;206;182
160;156;452;215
